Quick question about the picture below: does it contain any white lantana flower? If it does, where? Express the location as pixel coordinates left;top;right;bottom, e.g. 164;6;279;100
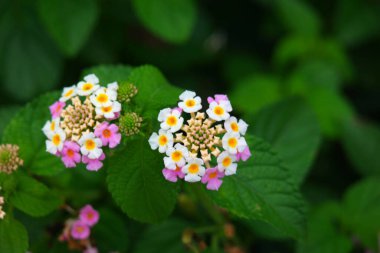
45;129;66;154
77;74;100;96
149;129;174;153
107;82;119;91
60;85;77;102
95;101;121;119
224;117;248;135
217;151;237;175
164;144;189;170
178;90;202;113
222;132;247;154
90;88;117;108
158;108;184;133
78;133;103;159
182;158;205;182
42;118;61;137
207;100;232;121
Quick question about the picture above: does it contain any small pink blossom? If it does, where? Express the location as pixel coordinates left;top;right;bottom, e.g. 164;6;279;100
162;166;185;182
49;101;65;119
61;141;81;168
207;94;229;104
236;146;251;162
79;205;99;227
173;107;183;114
82;153;106;171
108;112;120;121
201;167;224;191
71;220;90;240
94;122;121;148
84;247;98;253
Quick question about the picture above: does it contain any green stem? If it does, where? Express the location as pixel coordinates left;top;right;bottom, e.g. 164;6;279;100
191;184;225;225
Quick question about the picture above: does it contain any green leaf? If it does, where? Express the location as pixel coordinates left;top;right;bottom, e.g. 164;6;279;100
297;202;352;253
134;219;189;253
274;37;353;80
0;106;20;139
230;74;282;115
0;218;29;253
0;4;63;102
305;87;355;138
11;173;62;217
83;65;133;84
273;0;321;36
37;0;99;56
127;65;182;117
107;136;179;223
253;98;321;186
209;135;306;238
334;0;380;46
92;208;129;252
342;120;380;177
341;178;380;250
2;92;66;176
132;0;197;44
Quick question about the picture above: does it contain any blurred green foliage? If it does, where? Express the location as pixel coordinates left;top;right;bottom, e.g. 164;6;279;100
0;0;380;252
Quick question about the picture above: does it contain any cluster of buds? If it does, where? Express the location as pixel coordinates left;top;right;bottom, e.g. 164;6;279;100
0;144;23;174
59;205;99;253
119;112;143;137
118;82;138;104
0;187;5;219
149;91;251;191
42;74;124;171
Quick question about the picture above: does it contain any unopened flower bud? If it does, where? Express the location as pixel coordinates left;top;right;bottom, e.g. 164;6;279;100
0;144;23;174
118;82;138;104
119;112;143;137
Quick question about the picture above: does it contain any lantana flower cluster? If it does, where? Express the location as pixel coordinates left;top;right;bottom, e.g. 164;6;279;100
0;144;23;174
149;90;251;191
0;187;5;219
43;74;122;171
59;205;99;253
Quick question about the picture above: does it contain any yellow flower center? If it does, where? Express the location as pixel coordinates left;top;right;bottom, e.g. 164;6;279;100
82;83;93;91
209;171;218;179
171;151;182;162
159;135;168;146
50;121;56;131
166;116;178;126
97;93;108;103
52;134;61;146
103;129;111;138
85;139;96;150
228;138;238;148
185;99;196;107
214;106;224;116
64;89;74;97
75;226;85;233
223;157;232;167
67;149;75;158
188;164;199;174
102;106;112;113
231;122;239;132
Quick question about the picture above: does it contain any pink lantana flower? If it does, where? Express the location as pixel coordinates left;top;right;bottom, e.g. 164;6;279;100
236;146;251;162
162;166;185;182
207;94;229;104
84;247;98;253
82;153;106;171
79;205;99;227
61;141;81;168
94;122;121;148
201;167;224;191
49;101;65;119
71;220;90;240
